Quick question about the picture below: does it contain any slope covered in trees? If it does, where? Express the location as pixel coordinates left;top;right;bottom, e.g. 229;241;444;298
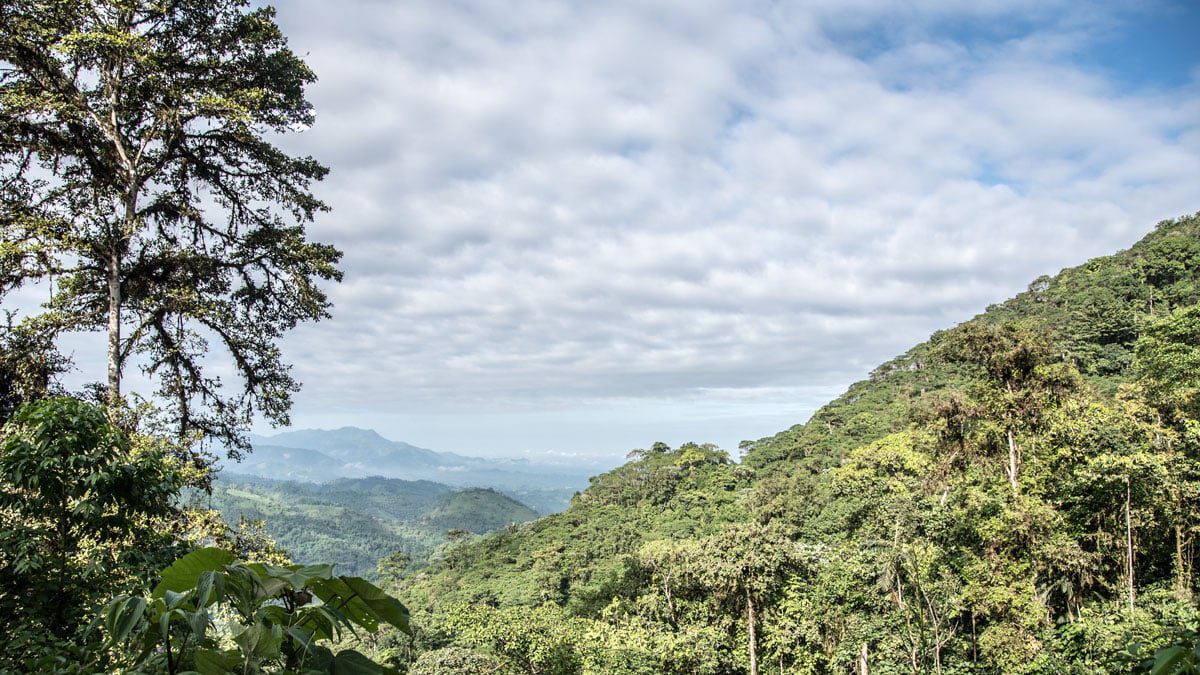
389;214;1200;674
204;477;539;578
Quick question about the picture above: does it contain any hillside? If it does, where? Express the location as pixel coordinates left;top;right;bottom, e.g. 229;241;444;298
203;476;540;578
391;213;1200;674
422;488;539;534
742;212;1200;474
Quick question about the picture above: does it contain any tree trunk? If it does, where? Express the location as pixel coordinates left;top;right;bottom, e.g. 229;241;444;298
1006;429;1019;496
662;573;678;627
1126;476;1135;612
745;589;758;675
857;643;870;675
106;252;122;405
971;613;977;663
1176;524;1188;598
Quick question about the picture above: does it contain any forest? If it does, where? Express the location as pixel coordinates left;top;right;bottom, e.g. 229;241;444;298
203;477;539;578
2;1;1199;673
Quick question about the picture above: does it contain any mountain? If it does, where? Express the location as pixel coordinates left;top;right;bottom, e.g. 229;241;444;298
741;210;1200;475
421;488;538;534
218;444;351;483
219;426;602;511
397;213;1200;673
248;427;454;465
203;476;539;578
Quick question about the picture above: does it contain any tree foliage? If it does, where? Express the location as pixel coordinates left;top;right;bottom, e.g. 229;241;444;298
99;546;411;674
0;0;341;452
0;397;183;671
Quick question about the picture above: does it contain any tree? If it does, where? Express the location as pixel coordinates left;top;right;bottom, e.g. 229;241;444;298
440;603;585;675
937;320;1080;496
376;550;411;590
1135;305;1200;422
0;313;67;424
696;522;808;675
408;647;512;675
0;397;182;658
0;0;341;454
1133;306;1200;597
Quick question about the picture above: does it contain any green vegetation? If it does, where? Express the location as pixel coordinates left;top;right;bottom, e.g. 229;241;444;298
203;477;539;577
1;2;1198;672
0;398;184;669
0;0;341;452
99;547;410;674
0;2;410;672
0;399;411;673
389;214;1200;674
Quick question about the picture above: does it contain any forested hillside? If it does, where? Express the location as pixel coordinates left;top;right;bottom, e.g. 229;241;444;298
204;477;539;577
385;214;1200;674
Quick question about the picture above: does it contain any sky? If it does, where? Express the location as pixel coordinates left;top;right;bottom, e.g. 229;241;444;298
25;0;1200;463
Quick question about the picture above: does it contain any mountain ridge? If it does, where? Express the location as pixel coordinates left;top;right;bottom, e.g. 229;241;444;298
221;426;600;504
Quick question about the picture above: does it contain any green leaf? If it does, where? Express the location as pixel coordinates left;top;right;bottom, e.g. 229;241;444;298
187;608;211;639
104;596;146;645
297;604;342;642
234;621;283;660
331;649;391;674
193;647;241;675
309;576;410;635
153;548;236;599
304;645;336;672
1152;645;1190;675
164;589;191;610
286;625;315;653
196;569;224;607
261;562;334;589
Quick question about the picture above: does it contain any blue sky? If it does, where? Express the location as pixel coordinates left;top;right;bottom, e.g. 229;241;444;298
31;0;1200;463
1084;1;1200;89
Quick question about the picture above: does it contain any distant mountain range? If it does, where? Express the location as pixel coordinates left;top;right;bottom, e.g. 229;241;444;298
217;426;606;512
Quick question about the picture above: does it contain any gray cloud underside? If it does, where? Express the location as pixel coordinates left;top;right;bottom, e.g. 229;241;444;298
238;0;1200;451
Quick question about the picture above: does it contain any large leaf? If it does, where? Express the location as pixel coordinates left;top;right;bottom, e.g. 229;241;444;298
309;576;410;635
102;595;147;645
196;569;225;607
258;562;335;589
331;649;396;674
1152;645;1191;675
340;577;411;635
234;621;284;661
153;548;236;599
192;647;241;675
286;625;316;653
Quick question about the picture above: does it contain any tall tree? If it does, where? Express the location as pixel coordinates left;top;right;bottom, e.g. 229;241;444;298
1135;305;1200;422
937;320;1080;495
697;522;807;675
0;0;341;454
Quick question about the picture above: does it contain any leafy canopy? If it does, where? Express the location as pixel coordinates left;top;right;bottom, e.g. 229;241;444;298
0;0;341;452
